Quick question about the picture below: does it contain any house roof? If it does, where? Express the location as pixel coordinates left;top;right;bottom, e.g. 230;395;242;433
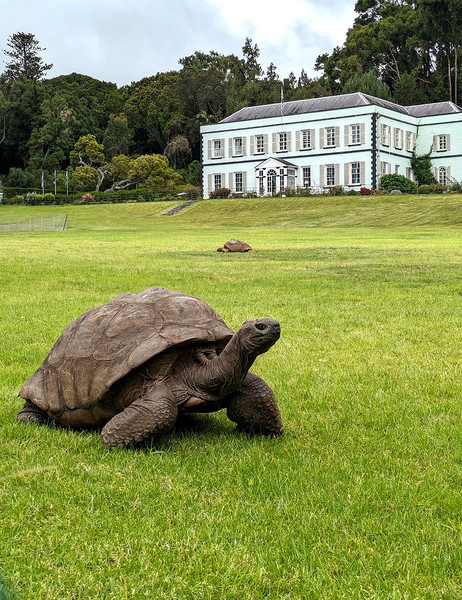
219;92;462;124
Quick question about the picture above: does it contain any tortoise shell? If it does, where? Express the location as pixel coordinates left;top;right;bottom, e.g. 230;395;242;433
20;287;234;414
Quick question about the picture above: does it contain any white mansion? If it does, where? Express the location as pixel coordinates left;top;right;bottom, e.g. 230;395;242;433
200;92;462;197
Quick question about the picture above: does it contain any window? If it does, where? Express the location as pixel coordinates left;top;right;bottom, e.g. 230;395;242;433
235;172;243;192
381;124;390;146
395;165;400;175
406;167;414;181
258;169;264;194
302;130;311;149
437;135;447;151
256;135;265;154
302;167;311;187
287;169;296;189
406;131;413;152
213;140;222;158
380;161;390;176
394;128;403;149
438;166;447;185
280;168;285;188
267;169;277;194
351;124;361;145
279;133;288;152
326;165;335;186
214;174;222;189
326;127;336;147
233;137;243;156
351;162;360;185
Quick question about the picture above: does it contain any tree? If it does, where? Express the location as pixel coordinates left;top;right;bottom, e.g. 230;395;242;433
102;113;131;159
342;69;392;99
2;32;52;82
70;134;108;191
128;154;182;192
28;95;75;170
164;135;191;169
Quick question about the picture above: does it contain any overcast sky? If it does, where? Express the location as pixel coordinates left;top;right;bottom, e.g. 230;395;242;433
1;0;356;87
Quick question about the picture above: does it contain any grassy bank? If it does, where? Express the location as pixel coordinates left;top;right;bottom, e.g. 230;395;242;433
1;195;461;599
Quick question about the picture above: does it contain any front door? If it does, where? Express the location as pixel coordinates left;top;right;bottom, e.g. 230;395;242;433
267;169;277;195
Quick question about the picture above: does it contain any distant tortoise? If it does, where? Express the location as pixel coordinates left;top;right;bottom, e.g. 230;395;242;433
217;239;255;252
17;287;283;448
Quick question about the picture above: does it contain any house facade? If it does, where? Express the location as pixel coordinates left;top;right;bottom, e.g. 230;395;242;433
200;93;462;198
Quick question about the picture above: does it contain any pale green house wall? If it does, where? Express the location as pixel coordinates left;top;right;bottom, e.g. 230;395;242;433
201;93;462;198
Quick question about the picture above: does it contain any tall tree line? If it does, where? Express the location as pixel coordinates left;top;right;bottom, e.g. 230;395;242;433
1;4;461;184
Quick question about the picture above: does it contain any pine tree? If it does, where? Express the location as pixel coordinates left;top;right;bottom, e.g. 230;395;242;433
3;32;52;82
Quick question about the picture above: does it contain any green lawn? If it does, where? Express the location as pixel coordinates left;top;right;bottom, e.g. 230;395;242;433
1;195;461;599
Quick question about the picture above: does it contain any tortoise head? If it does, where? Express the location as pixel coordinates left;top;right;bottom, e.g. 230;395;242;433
236;318;281;356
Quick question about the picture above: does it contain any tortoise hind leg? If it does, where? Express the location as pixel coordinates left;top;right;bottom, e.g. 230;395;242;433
225;372;283;437
16;400;51;425
101;383;178;449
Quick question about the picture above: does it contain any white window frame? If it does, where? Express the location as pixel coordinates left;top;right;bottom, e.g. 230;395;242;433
214;174;222;190
351;124;361;145
326;127;336;147
302;166;311;187
438;166;447;185
256;135;265;154
351;162;361;185
438;135;447;151
326;164;335;186
235;172;243;192
381;124;390;146
302;130;311;149
279;132;288;152
213;139;222;158
233;137;243;156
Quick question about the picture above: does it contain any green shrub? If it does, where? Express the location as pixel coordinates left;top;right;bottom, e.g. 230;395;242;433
209;188;231;199
328;185;345;196
346;189;359;195
418;184;431;194
379;174;417;193
429;183;447;194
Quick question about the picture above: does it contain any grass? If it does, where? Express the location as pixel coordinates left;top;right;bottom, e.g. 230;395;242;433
1;194;461;599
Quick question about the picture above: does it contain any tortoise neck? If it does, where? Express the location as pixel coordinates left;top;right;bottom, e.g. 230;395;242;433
192;332;256;397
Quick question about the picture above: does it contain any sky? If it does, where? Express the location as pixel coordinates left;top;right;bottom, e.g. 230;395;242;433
1;0;356;87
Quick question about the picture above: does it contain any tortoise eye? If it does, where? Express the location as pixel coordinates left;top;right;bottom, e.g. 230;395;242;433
255;323;267;331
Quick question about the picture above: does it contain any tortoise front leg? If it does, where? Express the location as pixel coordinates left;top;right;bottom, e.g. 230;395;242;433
225;373;283;437
101;383;178;449
16;400;51;425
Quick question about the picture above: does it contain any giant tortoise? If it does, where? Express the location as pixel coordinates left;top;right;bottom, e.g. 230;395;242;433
17;287;283;448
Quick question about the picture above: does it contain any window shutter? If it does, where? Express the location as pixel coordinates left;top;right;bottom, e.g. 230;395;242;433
334;164;340;185
287;132;292;151
447;166;451;181
447;134;451;151
250;135;255;155
320;165;325;187
412;133;416;151
344;163;350;185
228;139;233;157
334;127;340;147
242;138;247;156
319;128;325;148
360;123;365;144
208;174;212;192
393;128;398;148
264;135;268;153
207;140;212;159
243;172;247;191
433;135;437;152
272;133;277;153
344;125;350;146
221;173;226;188
229;172;235;191
295;130;301;151
360;162;365;185
310;129;316;149
434;167;438;179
